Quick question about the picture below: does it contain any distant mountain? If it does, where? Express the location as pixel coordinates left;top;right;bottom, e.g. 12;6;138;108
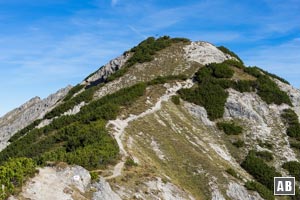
1;36;300;200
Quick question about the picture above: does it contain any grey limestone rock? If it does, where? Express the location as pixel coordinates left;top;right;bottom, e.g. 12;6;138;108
0;86;71;151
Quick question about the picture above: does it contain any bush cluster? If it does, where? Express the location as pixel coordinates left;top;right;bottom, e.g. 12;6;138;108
211;63;234;78
0;83;146;170
107;36;190;82
223;59;245;69
63;84;85;102
282;161;300;181
195;62;234;81
9;119;42;143
217;121;243;135
0;158;36;199
241;150;281;190
232;139;245;148
253;150;273;162
125;157;138;167
245;181;274;200
171;95;180;105
258;140;273;150
180;62;254;120
290;141;300;149
217;46;243;64
179;60;292;121
179;82;228;120
226;168;239;178
256;75;292;105
259;68;290;85
281;109;300;138
244;67;292;105
44;85;100;119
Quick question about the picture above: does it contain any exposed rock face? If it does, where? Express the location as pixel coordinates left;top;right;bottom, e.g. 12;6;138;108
0;86;70;151
184;41;234;65
273;78;300;119
226;182;263;200
63;101;86;116
224;88;297;169
92;178;122;200
184;101;215;126
9;165;91;200
143;177;195;200
83;53;131;86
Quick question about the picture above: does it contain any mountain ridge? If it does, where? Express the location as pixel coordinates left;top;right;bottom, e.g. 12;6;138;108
0;36;300;200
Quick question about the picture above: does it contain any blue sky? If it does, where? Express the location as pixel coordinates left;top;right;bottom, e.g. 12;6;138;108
0;0;300;116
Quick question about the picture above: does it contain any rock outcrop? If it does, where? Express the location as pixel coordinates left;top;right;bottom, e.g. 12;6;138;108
92;178;122;200
224;88;297;168
273;78;300;119
9;165;91;200
83;53;131;86
184;41;234;65
0;86;70;151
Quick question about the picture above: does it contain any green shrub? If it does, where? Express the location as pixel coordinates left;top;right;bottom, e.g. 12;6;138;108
196;62;234;79
217;46;243;63
0;158;36;199
281;109;300;138
243;67;292;105
44;84;100;119
211;63;234;78
223;59;245;69
290;141;300;149
90;171;99;182
256;75;292;106
226;168;239;178
282;161;300;181
125;157;138;167
244;67;262;77
231;80;256;93
217;122;243;135
287;126;300;138
232;139;245;148
259;68;290;85
254;151;273;162
179;82;228;120
63;84;85;102
9;119;42;143
258;140;273;150
107;36;189;82
195;67;213;83
241;150;281;190
170;37;190;43
281;109;299;125
171;95;180;105
245;181;274;200
0;83;146;170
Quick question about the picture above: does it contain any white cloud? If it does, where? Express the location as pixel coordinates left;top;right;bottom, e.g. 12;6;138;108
128;25;147;39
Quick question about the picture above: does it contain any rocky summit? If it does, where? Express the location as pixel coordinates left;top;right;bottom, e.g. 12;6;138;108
1;36;300;200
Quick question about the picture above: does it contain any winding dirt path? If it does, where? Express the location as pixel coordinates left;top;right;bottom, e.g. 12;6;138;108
104;80;193;180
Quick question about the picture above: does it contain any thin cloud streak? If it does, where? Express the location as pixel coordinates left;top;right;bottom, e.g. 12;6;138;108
0;0;300;115
242;38;300;87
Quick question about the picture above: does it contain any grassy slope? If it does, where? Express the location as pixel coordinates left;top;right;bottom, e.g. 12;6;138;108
106;83;253;199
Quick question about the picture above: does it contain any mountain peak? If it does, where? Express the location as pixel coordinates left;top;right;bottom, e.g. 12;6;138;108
1;36;300;200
